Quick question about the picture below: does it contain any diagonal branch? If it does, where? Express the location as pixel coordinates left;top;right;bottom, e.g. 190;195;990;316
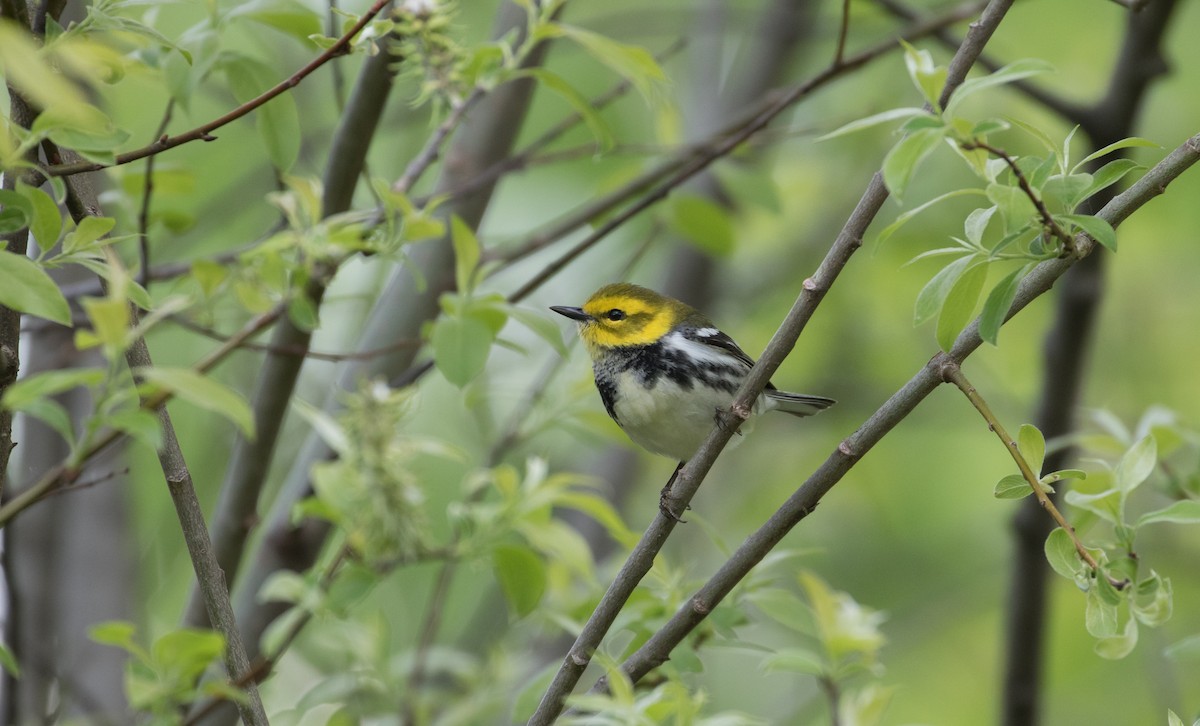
527;1;1014;721
603;128;1200;691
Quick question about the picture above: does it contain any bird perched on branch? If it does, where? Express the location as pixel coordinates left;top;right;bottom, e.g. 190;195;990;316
551;283;834;520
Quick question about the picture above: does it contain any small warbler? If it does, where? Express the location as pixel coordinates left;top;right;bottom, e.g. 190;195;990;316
551;283;834;519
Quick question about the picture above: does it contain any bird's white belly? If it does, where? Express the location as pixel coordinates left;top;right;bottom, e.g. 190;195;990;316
611;371;757;462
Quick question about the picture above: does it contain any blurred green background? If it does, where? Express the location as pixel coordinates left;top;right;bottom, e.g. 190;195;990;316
9;0;1199;723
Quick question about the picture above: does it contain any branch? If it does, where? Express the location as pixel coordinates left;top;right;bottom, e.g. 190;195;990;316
960;140;1076;254
604;127;1200;692
0;303;284;527
939;362;1125;586
183;22;406;630
49;166;269;724
42;0;393;178
506;0;988;303
527;1;1012;721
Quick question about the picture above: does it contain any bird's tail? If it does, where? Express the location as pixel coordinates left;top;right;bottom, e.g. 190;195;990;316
765;389;836;417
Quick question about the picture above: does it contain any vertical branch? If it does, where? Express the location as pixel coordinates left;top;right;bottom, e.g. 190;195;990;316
182;32;402;631
56;166;268;725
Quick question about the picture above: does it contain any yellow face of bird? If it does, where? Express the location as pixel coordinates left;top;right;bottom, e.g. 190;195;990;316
554;283;682;354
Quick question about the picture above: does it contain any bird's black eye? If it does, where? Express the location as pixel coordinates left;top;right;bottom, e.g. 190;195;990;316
606;309;626;321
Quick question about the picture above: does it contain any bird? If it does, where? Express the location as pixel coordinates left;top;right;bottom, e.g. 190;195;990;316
550;282;834;520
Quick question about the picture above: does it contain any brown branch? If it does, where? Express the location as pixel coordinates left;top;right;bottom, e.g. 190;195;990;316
42;0;393;178
167;315;420;362
0;303;285;527
939;362;1125;586
506;1;988;304
603;128;1200;695
137;101;175;290
960;140;1076;254
527;1;1006;721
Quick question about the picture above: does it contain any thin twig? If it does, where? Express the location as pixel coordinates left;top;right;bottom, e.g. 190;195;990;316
137;101;175;290
834;0;851;67
939;361;1126;587
393;87;487;195
42;0;393;178
960;140;1076;255
0;302;286;527
506;0;987;301
167;314;420;362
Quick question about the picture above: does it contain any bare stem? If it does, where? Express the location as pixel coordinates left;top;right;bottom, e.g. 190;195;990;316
43;0;393;177
960;140;1076;254
939;361;1125;587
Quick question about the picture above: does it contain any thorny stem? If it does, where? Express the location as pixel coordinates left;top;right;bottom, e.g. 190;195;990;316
960;140;1077;255
940;361;1127;589
41;0;393;178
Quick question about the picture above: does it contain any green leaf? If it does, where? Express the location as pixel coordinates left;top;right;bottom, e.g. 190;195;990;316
136;367;256;437
1;368;106;409
745;587;813;634
945;58;1054;117
963;206;997;246
508;306;566;356
106;409;164;451
152;629;224;683
760;648;826;676
881;127;945;199
0;190;30;233
449;215;481;294
1094;618;1138;660
874;188;986;246
1136;500;1200;527
1059;213;1117;252
986;182;1038;233
1064;488;1121;524
81;296;131;353
979;263;1032;345
994;473;1033;499
818;107;932;141
1042;469;1086;484
1080;158;1142;201
1085;587;1119;637
553;24;666;103
89;621;141;652
492;544;546;618
1114;435;1156;493
936;259;987;351
0;250;72;325
227;0;323;40
1044;527;1082;579
17;182;62;248
914;255;973;327
901;42;946;108
431;315;493;387
223;55;300;171
1018;423;1046;474
0;639;18;678
0;20;92;123
1076;136;1160;167
1132;572;1172;627
62;215;116;254
14;398;76;446
519;68;614;151
666;195;734;256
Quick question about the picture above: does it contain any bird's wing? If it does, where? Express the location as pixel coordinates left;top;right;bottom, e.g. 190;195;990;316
682;326;757;370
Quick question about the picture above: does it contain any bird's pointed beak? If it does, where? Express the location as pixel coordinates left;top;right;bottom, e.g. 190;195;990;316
550;305;591;322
